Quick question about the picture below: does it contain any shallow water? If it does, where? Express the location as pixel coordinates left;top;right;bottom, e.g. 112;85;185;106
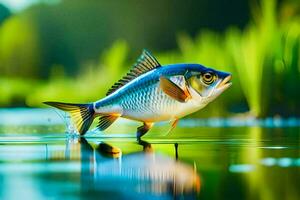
0;109;299;200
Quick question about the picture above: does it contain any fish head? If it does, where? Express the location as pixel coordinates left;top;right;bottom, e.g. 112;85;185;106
186;64;232;103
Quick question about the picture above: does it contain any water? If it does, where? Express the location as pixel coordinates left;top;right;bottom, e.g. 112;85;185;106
0;109;299;200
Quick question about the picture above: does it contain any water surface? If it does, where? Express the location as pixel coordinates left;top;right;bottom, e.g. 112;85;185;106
0;109;299;200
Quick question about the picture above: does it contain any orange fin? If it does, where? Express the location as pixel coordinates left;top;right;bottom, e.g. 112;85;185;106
159;76;190;102
166;118;179;136
137;122;153;139
97;143;121;158
97;114;120;131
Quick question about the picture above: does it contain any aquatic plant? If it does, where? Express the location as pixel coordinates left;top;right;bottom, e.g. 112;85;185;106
26;40;129;106
226;0;300;117
175;0;300;117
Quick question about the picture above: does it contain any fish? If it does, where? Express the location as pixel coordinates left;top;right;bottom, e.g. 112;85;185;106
79;138;201;197
44;50;232;139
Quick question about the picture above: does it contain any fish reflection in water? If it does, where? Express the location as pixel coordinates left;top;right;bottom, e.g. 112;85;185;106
78;138;201;199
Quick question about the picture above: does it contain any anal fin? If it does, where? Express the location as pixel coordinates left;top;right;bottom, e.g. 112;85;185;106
97;114;120;131
159;76;191;103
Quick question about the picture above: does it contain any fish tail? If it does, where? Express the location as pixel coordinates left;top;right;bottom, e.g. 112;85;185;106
44;101;95;135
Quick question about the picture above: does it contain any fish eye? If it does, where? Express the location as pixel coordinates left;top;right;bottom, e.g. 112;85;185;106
202;72;215;84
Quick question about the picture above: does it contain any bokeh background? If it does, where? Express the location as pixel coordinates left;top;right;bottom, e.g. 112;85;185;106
0;0;300;118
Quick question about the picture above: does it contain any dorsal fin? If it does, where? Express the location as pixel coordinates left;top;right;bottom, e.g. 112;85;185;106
106;49;161;96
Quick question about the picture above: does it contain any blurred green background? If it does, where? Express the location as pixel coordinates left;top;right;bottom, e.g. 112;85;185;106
0;0;300;118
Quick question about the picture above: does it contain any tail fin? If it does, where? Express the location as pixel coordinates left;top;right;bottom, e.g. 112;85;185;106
44;101;95;135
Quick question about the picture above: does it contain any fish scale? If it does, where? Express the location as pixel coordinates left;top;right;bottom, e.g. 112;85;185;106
105;76;172;122
120;82;173;119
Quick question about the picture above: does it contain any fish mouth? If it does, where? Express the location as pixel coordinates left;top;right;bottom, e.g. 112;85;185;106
217;75;232;90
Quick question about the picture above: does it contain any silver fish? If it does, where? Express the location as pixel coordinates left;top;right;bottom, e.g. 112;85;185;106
44;50;232;139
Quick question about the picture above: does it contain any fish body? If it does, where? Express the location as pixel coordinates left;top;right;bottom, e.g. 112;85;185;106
94;64;227;122
44;50;232;138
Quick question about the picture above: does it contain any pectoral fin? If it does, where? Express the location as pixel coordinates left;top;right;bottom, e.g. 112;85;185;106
165;118;179;136
159;76;191;102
